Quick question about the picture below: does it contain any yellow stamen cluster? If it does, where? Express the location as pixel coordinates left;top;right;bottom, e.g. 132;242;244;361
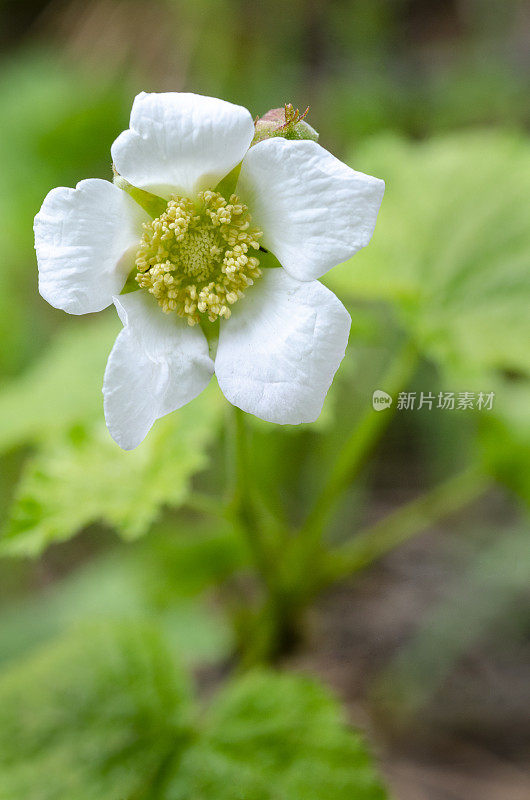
135;190;262;325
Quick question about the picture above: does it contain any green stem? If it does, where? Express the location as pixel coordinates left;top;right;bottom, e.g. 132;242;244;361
320;467;489;588
182;492;229;519
299;339;418;550
231;406;276;592
229;406;298;664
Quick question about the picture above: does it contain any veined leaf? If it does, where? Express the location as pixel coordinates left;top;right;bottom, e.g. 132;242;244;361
0;622;191;800
328;131;530;376
0;628;388;800
164;670;388;800
0;383;223;556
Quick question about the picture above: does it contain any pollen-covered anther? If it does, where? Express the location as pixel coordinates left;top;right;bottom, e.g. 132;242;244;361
135;190;262;325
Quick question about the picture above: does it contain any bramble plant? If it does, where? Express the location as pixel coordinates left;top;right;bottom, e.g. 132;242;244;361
0;76;529;798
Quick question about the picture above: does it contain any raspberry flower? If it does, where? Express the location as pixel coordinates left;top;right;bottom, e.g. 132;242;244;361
34;93;384;449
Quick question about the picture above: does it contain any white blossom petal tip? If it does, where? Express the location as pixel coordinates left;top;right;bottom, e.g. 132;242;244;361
215;269;351;425
111;92;255;198
34;179;147;315
103;292;214;450
237;137;385;281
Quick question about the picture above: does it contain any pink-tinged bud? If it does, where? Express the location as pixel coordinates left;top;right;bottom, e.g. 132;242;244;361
252;103;319;145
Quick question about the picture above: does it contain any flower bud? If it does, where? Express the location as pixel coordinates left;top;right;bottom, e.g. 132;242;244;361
252;103;319;145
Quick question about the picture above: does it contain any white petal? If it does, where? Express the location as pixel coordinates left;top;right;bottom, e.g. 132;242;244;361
215;269;351;424
35;179;147;315
103;292;214;450
111;92;255;198
238;138;385;281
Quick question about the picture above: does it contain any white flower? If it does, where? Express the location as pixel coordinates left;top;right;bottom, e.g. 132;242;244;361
34;92;384;450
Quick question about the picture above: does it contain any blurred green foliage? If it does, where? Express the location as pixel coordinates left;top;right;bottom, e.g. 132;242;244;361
376;523;530;710
330;131;530;376
0;318;119;453
0;525;240;670
1;384;223;556
0;622;192;800
0;54;131;377
0;622;387;799
326;131;530;505
164;670;387;799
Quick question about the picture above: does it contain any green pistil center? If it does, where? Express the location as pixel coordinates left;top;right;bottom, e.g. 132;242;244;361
135;190;263;326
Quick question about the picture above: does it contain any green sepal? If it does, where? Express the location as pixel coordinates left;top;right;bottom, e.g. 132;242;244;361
120;267;141;295
113;171;167;218
199;317;220;360
215;163;242;199
257;249;282;269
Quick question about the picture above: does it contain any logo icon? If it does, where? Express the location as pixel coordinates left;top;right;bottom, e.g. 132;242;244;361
372;390;392;411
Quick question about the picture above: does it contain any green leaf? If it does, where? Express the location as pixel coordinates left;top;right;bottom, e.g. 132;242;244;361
435;364;530;508
164;671;388;800
478;376;530;507
327;131;530;377
1;384;223;556
0;307;224;555
0;627;387;799
0;316;119;455
0;622;191;800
